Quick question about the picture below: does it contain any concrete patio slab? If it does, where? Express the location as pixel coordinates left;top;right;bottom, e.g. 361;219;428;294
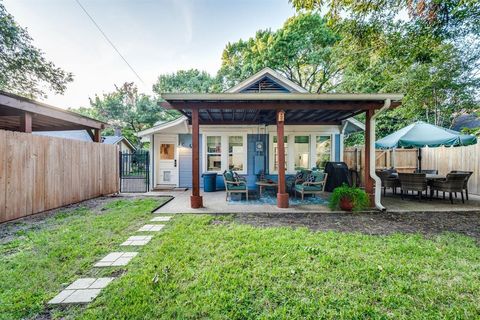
120;235;152;246
150;216;172;222
94;252;138;267
138;224;164;232
147;190;480;214
149;190;330;214
49;277;114;304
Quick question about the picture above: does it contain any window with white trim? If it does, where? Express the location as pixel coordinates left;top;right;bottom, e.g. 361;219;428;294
204;134;247;173
315;135;331;170
206;136;222;172
272;135;288;172
270;133;334;173
228;136;244;171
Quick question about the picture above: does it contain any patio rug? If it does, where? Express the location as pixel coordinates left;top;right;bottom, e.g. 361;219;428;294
228;190;329;206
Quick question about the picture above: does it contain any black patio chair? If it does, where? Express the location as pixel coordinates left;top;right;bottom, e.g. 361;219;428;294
450;170;474;200
431;173;469;204
398;173;427;200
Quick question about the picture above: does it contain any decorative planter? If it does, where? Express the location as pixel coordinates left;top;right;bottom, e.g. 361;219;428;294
339;197;354;211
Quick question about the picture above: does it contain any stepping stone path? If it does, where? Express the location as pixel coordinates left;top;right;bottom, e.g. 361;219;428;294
49;215;173;305
48;278;114;304
120;235;153;246
151;216;172;222
94;252;138;267
138;224;165;232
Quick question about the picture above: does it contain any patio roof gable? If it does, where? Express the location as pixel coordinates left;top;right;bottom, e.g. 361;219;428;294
226;67;308;93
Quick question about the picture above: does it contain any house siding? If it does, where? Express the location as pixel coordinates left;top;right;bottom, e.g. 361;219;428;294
177;132;343;190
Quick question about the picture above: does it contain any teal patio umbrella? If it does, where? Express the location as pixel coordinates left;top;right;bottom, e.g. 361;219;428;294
375;121;477;171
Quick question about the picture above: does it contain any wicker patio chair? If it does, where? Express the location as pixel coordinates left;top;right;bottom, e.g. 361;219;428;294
294;172;328;200
223;170;248;202
398;173;427;199
431;173;469;204
450;170;473;200
376;169;400;195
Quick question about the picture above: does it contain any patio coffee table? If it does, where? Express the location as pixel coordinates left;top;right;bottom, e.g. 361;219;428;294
256;181;278;198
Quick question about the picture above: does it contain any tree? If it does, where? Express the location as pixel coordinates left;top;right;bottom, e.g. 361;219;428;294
153;69;221;94
289;0;480;38
83;83;176;146
288;1;479;145
0;3;73;98
219;13;341;92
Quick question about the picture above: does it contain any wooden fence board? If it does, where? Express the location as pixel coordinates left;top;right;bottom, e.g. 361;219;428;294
0;130;119;223
0;131;6;215
345;144;479;195
422;143;480;195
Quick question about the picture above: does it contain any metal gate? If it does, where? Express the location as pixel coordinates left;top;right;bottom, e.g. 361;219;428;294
119;150;149;193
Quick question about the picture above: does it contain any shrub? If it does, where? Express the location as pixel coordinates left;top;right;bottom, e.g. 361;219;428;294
328;184;370;211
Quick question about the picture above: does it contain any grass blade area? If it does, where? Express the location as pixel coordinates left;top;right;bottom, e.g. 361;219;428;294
0;198;161;320
72;215;479;319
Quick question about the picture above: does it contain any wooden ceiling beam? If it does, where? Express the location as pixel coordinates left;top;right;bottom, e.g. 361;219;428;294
171;101;381;111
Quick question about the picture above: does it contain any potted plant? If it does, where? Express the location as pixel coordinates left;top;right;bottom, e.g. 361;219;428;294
328;184;370;212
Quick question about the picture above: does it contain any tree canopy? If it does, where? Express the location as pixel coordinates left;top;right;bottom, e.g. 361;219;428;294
219;13;341;93
153;69;221;94
76;83;176;146
0;3;73;98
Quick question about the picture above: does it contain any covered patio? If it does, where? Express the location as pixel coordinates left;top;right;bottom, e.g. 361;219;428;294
161;93;403;209
147;189;480;214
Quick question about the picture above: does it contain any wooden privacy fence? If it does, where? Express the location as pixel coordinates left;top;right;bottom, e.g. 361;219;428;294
0;130;119;223
344;147;418;187
422;143;480;195
344;144;480;195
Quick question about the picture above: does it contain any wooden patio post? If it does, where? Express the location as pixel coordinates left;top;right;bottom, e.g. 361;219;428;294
19;111;32;133
364;109;374;206
191;108;203;208
276;109;289;208
93;129;102;142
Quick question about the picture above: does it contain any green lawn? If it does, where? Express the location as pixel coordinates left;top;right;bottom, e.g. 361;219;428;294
1;203;480;319
0;197;162;320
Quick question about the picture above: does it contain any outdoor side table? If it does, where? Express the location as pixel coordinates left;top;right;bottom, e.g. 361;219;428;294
255;181;278;198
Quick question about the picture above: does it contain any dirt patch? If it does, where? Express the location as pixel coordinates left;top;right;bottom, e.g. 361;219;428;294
234;211;480;242
0;194;159;245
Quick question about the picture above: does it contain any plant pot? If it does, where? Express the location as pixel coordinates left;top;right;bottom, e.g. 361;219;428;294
339;197;354;211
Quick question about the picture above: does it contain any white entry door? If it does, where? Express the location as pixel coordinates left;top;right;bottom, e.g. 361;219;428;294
156;135;178;187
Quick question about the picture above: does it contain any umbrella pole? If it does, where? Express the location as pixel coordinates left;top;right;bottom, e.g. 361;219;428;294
417;148;422;172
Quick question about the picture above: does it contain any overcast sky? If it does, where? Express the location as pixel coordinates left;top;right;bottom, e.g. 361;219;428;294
4;0;295;109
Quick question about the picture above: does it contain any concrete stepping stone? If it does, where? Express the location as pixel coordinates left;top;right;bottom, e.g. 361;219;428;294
138;224;164;232
48;277;114;304
120;235;152;246
150;216;172;222
94;252;138;267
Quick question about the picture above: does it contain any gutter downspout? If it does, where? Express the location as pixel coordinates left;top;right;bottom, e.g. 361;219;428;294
370;99;392;211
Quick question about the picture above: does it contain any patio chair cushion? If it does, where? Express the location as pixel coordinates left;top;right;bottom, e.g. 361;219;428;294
305;174;316;182
295;185;322;192
294;172;303;180
224;171;235;182
233;171;244;181
227;184;246;191
312;171;326;182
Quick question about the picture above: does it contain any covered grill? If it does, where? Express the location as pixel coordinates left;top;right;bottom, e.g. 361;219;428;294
324;162;351;192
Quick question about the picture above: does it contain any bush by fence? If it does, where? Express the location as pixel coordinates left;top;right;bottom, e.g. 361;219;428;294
0;130;119;223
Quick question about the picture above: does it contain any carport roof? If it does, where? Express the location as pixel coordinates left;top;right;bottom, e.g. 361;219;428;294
0;90;107;132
